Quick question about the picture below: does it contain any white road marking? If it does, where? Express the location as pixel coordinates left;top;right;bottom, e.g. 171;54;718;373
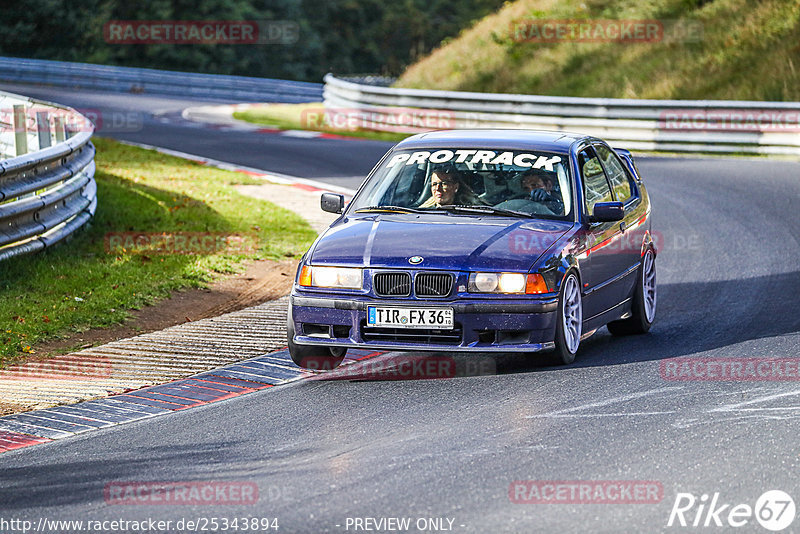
529;411;677;418
526;386;684;418
708;389;800;412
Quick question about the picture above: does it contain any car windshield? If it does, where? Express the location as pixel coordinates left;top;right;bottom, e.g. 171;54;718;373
349;148;572;220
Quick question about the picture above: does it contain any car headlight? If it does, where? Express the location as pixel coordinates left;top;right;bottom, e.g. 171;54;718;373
468;272;549;294
299;265;362;289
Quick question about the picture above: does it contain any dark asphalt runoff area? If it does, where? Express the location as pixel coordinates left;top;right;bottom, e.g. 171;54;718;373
1;84;799;533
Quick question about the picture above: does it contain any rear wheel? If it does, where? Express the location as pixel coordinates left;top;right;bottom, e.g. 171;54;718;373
554;272;582;365
287;305;346;370
608;248;656;336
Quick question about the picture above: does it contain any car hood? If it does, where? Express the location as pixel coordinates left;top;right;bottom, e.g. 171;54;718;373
310;214;574;271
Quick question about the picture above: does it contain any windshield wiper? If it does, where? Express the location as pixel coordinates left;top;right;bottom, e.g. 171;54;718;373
436;204;532;218
353;205;424;214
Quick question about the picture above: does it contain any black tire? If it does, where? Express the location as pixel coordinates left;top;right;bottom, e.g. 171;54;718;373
287;304;346;370
553;272;582;365
608;248;656;336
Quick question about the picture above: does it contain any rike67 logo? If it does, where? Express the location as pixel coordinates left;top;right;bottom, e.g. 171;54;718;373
667;490;796;531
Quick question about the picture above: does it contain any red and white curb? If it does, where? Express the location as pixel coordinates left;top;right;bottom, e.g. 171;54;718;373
0;141;373;455
0;348;386;455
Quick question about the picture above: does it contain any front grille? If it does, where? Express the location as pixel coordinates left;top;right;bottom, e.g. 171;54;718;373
415;273;453;297
361;321;463;344
373;272;411;296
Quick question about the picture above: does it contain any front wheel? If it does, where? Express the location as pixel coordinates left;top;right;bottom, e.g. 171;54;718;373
287;305;346;370
554;272;582;365
608;248;656;336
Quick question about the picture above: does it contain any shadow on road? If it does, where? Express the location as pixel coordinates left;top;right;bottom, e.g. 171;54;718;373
501;270;800;373
309;271;800;381
0;440;271;510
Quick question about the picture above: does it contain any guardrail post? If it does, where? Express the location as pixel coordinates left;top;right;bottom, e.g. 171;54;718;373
0;96;97;262
54;115;66;143
63;113;76;140
36;111;51;149
13;104;27;156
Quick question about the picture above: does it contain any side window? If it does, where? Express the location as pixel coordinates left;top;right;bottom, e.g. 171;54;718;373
578;147;613;215
595;144;635;202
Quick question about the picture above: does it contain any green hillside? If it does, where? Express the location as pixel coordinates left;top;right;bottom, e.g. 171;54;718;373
395;0;800;101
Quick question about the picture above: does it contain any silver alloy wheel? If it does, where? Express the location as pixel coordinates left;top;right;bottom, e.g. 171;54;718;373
642;250;657;323
562;275;582;353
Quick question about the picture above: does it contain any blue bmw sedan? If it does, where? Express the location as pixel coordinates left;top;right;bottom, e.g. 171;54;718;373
287;130;656;369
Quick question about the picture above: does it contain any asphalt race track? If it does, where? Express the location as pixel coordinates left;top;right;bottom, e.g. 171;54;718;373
0;82;388;190
1;83;799;533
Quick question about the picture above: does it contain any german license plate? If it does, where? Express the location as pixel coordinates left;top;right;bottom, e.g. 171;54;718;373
367;306;454;329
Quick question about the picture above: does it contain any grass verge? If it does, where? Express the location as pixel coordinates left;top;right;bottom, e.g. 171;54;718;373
233;103;411;143
396;0;800;101
0;137;317;367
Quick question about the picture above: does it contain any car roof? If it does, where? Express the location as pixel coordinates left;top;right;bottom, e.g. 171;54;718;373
395;129;591;152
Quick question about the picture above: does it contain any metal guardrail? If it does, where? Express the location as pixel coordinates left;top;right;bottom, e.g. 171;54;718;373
323;74;800;155
0;91;96;262
0;56;323;104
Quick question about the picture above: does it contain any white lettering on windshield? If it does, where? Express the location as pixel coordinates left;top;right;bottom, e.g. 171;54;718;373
454;149;477;162
386;149;562;170
490;152;514;165
386;153;410;167
532;155;562;171
429;150;455;163
406;151;431;165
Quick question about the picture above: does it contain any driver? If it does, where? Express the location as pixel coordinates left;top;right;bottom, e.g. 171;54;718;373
420;168;480;208
520;169;563;214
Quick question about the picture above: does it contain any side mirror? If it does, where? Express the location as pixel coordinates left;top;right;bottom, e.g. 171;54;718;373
320;193;345;214
591;201;624;222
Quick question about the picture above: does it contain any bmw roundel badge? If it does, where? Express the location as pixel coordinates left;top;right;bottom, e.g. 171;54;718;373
409;256;423;264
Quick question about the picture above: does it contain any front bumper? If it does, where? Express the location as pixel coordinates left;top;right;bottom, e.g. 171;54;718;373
289;293;559;353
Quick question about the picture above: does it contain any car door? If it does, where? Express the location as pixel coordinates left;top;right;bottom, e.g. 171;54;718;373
575;146;628;320
594;143;645;300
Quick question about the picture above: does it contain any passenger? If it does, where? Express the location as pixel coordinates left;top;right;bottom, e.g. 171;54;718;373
420;169;481;208
520;169;563;214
